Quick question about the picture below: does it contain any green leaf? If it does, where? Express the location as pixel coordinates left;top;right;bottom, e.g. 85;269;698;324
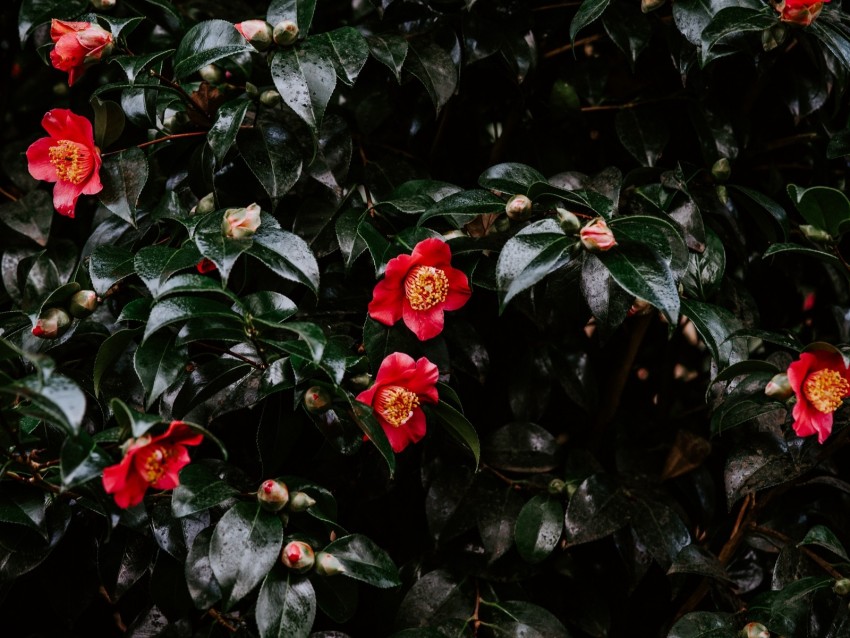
171;461;238;518
570;0;612;43
193;210;254;285
117;298;152;324
210;502;284;610
515;495;564;564
256;570;316;638
308;27;369;86
248;214;321;294
271;47;336;144
95;15;145;40
602;3;650;70
90;97;125;151
143;296;241;342
406;36;458;113
134;330;187;409
110;50;176;84
427;400;480;469
336;209;367;270
483;422;558;473
668;545;733;583
564;474;630;545
18;0;88;42
595;243;680;325
322;534;401;588
368;33;408;82
418;190;505;227
797;525;850;562
237;125;303;203
609;215;689;275
728;185;789;242
208;98;250;165
479;163;546;194
0;190;52;247
267;0;317;35
110;397;161;438
788;184;850;237
60;433;110;490
748;577;833;636
615;109;669;168
667;612;738;638
680;298;746;372
0;486;47;535
134;245;196;298
682;227;726;300
98;147;148;227
185;527;222;609
94;327;141;396
495;219;566;308
762;242;842;266
487;600;572;638
173;20;253;78
5;374;86;436
701;7;776;55
346;397;396;478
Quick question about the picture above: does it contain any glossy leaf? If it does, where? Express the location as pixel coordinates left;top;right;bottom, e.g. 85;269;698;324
134;330;187;409
368;33;408;82
208;98;251;165
426;400;480;469
570;0;612;42
321;534;401;588
248;214;320;293
171;461;239;518
256;570;316;638
406;36;458;112
237;125;303;202
173;20;253;78
515;495;564;564
271;47;336;143
98;148;148;227
267;0;317;35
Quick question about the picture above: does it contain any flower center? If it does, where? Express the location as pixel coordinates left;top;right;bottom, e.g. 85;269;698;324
803;369;850;414
375;385;420;427
48;139;94;185
404;265;449;311
143;445;172;483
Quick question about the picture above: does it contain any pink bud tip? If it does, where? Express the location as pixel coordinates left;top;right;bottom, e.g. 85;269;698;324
32;325;44;337
262;480;274;494
287;546;301;563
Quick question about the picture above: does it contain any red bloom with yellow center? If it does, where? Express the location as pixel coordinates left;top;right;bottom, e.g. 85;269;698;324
356;352;439;452
776;0;829;26
26;109;103;218
787;350;850;443
368;238;471;341
102;421;203;508
49;19;113;86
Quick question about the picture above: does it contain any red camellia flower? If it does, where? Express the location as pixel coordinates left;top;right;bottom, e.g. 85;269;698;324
49;19;113;86
26;109;103;218
368;238;471;341
102;421;203;508
776;0;829;26
356;352;439;452
787;350;850;444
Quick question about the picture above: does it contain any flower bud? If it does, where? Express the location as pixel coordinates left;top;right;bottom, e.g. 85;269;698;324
196;258;217;274
762;23;787;51
764;373;793;400
257;479;289;512
32;307;71;339
556;208;581;233
834;578;850;596
273;20;299;46
90;0;116;8
580;218;617;252
627;298;653;318
641;0;666;12
505;194;532;221
741;623;769;638
711;158;731;183
289;491;317;512
199;64;224;84
234;20;274;51
442;229;466;240
68;290;99;318
800;224;832;243
80;25;114;62
304;386;332;413
222;203;261;239
245;82;259;98
349;373;373;390
314;551;346;576
281;541;315;572
716;185;729;206
260;89;281;107
195;192;216;216
548;478;566;495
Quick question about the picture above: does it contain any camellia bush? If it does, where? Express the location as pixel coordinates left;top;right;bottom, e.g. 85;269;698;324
5;0;850;635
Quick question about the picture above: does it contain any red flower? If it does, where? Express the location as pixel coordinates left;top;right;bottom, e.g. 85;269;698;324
787;350;850;443
580;218;617;252
196;258;217;274
776;0;829;26
26;109;102;218
49;19;113;86
368;238;471;341
356;353;439;452
102;421;203;508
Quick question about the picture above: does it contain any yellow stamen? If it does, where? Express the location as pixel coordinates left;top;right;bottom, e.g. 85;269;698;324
143;445;173;483
803;369;850;414
404;265;449;311
375;385;419;427
48;139;94;185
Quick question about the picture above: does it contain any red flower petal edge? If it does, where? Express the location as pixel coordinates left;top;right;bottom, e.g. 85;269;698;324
787;350;850;444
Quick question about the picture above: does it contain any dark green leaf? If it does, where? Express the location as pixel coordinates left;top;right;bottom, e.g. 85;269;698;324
728;186;789;241
487;601;572;638
479;163;546;194
602;3;650;70
564;474;630;545
89;245;134;296
0;189;52;247
185;527;222;609
18;0;88;42
615;109;669;168
309;27;369;86
682;228;725;299
134;330;187;409
110;50;175;84
193;210;254;285
5;374;86;436
681;298;747;372
60;433;110;490
483;422;558;473
208;98;251;166
668;545;732;583
322;534;401;588
515;495;564;564
267;0;317;35
406;36;458;113
346;397;396;478
427;400;480;469
702;8;776;55
667;612;738;638
763;242;841;266
173;20;253;78
99;147;148;227
90;97;125;150
271;47;336;144
797;525;850;562
788;184;850;237
249;214;320;293
110;397;161;438
93;327;140;396
171;461;238;518
418;190;505;227
237;125;303;202
143;296;240;342
368;33;408;82
257;570;316;638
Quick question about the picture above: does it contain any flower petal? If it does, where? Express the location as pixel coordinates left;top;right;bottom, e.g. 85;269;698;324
409;237;452;269
368;277;404;326
373;352;417;387
402;302;444;341
152;446;191;489
443;266;471;311
51;180;83;218
26;137;59;183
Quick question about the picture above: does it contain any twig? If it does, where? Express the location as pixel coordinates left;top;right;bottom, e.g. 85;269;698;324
0;186;18;202
197;342;263;369
751;524;845;580
580;93;688;112
208;609;239;633
149;69;213;124
543;34;603;59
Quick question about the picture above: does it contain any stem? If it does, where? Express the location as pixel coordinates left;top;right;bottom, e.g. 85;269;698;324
751;525;845;580
0;186;18;202
208;609;238;633
543;34;603;59
197;342;263;369
580;93;688;112
149;69;213;124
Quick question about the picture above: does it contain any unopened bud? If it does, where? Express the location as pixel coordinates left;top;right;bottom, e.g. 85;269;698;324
548;479;566;495
834;578;850;596
90;0;116;8
32;307;72;339
195;192;216;216
234;20;274;51
711;158;731;182
741;622;769;638
289;491;317;512
716;184;729;206
349;373;373;390
556;208;581;233
245;82;259;98
580;218;617;252
303;386;332;413
505;194;532;221
273;20;299;46
764;373;793;400
222;203;261;239
257;479;289;512
68;290;99;318
260;89;281;107
762;23;787;52
196;258;217;274
281;541;315;572
800;224;832;243
641;0;666;12
199;64;224;84
628;298;653;317
564;481;579;498
314;551;345;576
442;229;466;240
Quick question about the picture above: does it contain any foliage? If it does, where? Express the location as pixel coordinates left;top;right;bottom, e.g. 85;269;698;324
2;0;850;636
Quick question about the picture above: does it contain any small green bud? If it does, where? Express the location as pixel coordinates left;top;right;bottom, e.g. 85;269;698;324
199;64;224;84
349;373;373;390
764;373;793;400
548;479;566;495
260;89;281;107
834;578;850;596
641;0;666;12
741;622;769;638
505;194;532;221
314;551;345;576
711;158;731;183
304;386;332;413
289;491;317;512
800;225;832;243
273;20;299;46
32;307;72;339
195;192;216;216
257;479;290;512
245;82;259;98
762;23;787;52
556;208;581;233
68;290;99;319
281;541;315;572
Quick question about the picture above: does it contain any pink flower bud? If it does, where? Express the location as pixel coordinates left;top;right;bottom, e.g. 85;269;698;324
579;218;617;252
222;203;261;239
303;386;332;413
764;372;793;400
196;258;217;274
32;307;72;339
742;622;769;638
505;194;532;221
69;290;99;318
281;541;315;572
273;20;299;46
257;479;289;512
234;20;274;51
289;491;317;512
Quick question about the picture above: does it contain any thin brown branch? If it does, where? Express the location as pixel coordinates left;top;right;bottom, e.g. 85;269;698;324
0;186;18;202
197;342;263;369
543;34;603;59
751;525;845;580
208;609;239;633
149;69;213;124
